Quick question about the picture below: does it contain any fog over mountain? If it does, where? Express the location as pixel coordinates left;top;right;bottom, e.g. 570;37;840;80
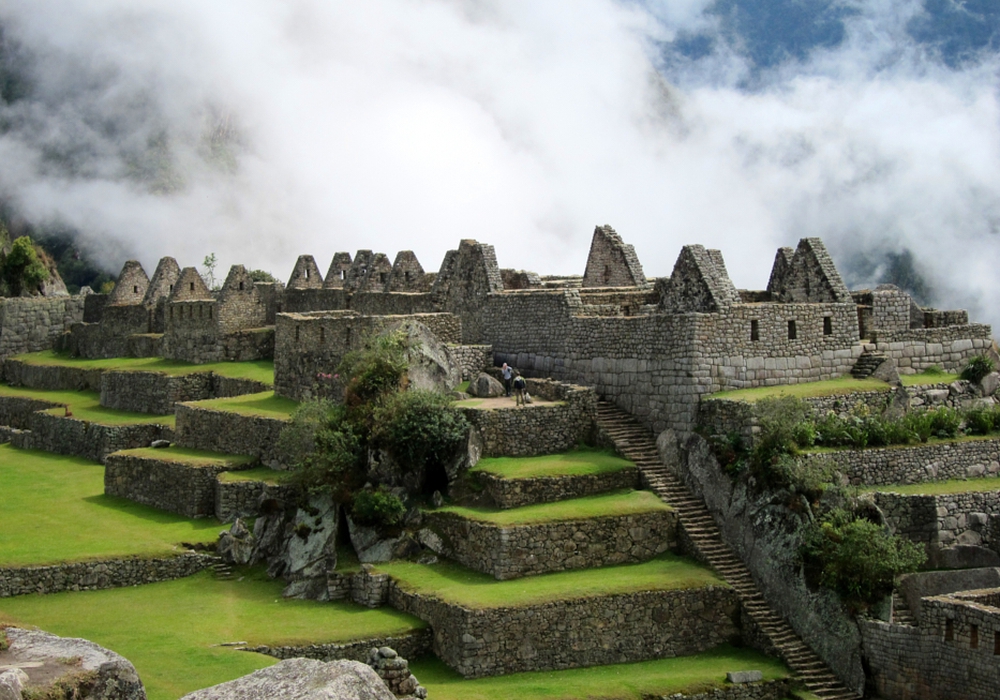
0;1;998;324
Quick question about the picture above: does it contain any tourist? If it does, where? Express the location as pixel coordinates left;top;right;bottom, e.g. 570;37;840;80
513;372;527;406
501;363;513;396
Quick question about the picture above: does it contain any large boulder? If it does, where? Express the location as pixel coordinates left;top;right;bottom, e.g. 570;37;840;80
466;373;504;398
179;658;395;700
218;518;255;565
392;319;462;393
1;627;145;700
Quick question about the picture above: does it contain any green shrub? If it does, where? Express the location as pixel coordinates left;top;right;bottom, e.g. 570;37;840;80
371;390;470;475
928;406;961;439
901;410;935;443
351;487;406;528
1;235;49;296
278;401;364;499
961;355;995;384
801;509;925;610
964;406;994;436
340;330;410;415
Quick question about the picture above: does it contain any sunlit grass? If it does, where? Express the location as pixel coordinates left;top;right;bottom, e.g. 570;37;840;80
860;475;1000;496
706;377;890;402
13;350;274;385
185;391;297;420
472;448;633;479
217;467;297;485
436;490;668;526
0;384;174;426
116;446;255;468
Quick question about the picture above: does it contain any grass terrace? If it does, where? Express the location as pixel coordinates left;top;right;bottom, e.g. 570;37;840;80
409;645;791;700
0;569;424;700
216;467;298;485
706;376;890;403
860;476;1000;496
899;368;959;386
0;384;175;426
378;553;724;610
0;445;219;566
186;391;298;420
471;448;634;479
435;490;669;526
13;350;275;385
115;446;255;468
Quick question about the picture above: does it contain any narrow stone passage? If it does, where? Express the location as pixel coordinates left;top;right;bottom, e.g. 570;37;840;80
596;401;861;700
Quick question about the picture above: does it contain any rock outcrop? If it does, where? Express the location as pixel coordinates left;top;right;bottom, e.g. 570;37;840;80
179;658;395;700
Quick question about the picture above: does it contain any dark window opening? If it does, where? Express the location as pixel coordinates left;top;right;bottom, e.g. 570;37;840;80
295;326;300;342
169;284;173;292
993;631;999;654
971;625;979;649
239;281;244;291
340;270;346;280
189;282;195;291
133;285;138;294
208;307;212;319
751;320;759;342
946;619;954;641
169;307;173;319
823;316;832;335
320;327;325;343
346;327;352;346
380;272;387;284
304;269;309;279
603;265;611;284
788;320;797;340
405;271;413;282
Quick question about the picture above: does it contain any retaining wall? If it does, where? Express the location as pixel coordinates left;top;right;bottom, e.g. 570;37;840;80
174;403;289;467
425;509;676;579
16;411;173;463
474;466;639;509
875;490;1000;551
243;630;432;665
100;371;269;415
647;681;791;700
0;395;60;429
2;358;103;391
0;552;213;598
215;479;301;523
0;295;86;359
388;582;739;678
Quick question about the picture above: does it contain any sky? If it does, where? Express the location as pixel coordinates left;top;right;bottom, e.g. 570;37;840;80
0;0;999;324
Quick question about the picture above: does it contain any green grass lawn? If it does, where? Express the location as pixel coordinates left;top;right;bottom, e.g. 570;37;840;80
186;391;297;419
472;448;634;479
0;445;220;566
410;645;790;700
861;475;1000;496
217;467;298;485
706;376;890;402
0;384;175;426
115;446;256;468
13;350;274;386
0;569;424;700
378;553;724;609
436;490;669;526
899;369;959;386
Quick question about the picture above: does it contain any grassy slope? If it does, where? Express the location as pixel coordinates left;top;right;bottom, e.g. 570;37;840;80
899;370;959;386
471;448;633;479
187;391;297;419
14;350;274;385
861;476;1000;496
217;467;297;484
436;490;669;526
0;445;219;566
410;646;790;700
706;377;890;402
0;569;424;700
0;384;175;426
378;554;724;609
116;446;255;467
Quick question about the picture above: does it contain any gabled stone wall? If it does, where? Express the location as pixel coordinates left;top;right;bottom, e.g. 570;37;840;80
581;225;645;288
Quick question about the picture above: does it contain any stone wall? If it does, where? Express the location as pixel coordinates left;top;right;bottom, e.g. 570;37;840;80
0;295;86;359
801;438;1000;486
459;380;596;457
100;370;269;415
446;344;492;381
581;225;646;288
425;510;676;579
860;590;1000;700
874;490;1000;552
0;395;60;429
15;411;173;463
647;680;791;700
174;403;289;467
2;358;104;391
351;292;439;317
474;467;639;509
104;452;251;518
0;552;213;597
273;311;461;400
215;478;301;523
388;582;740;678
872;325;994;373
244;630;433;665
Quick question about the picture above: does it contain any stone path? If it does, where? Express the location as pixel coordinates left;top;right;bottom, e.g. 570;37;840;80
596;401;860;700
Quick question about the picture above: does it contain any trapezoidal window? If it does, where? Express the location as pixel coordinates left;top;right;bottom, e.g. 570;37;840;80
133;285;138;294
239;281;244;291
380;272;387;284
971;624;979;649
994;631;1000;655
787;320;797;340
304;269;309;279
751;320;759;342
189;282;195;291
823;316;832;335
340;270;346;280
945;619;954;641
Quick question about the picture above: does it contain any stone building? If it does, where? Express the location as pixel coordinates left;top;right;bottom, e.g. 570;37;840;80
582;225;645;288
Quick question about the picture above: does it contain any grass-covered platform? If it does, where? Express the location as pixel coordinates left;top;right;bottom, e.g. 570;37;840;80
435;489;668;526
0;569;425;700
409;645;791;700
471;448;633;479
12;351;275;386
115;446;255;469
860;476;1000;496
185;391;298;419
378;553;724;609
0;444;219;566
217;466;297;485
0;384;175;427
706;369;960;403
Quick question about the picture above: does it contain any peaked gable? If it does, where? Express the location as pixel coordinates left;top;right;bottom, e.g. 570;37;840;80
287;255;324;290
108;260;149;305
169;267;214;301
323;252;353;289
582;225;645;288
767;238;851;303
385;250;426;292
660;245;739;313
142;257;181;307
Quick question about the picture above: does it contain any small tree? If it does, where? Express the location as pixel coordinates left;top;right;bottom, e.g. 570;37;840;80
248;268;277;283
202;252;219;290
1;236;49;296
371;390;470;476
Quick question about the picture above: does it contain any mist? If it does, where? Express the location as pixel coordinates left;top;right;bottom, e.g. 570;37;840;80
0;1;998;327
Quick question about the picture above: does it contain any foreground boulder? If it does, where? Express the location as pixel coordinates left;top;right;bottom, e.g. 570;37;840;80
1;627;145;700
179;658;395;700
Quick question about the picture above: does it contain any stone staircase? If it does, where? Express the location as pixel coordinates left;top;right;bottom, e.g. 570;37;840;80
892;592;917;627
596;401;861;700
208;557;234;581
850;351;889;379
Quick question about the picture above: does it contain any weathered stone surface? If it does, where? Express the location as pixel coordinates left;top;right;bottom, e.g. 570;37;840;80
467;372;504;398
474;465;639;509
218;518;255;566
368;646;427;699
0;668;28;700
726;670;763;684
3;627;146;700
179;658;394;700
